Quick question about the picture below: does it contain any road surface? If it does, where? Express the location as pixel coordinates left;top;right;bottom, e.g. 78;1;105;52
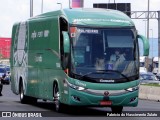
0;84;160;120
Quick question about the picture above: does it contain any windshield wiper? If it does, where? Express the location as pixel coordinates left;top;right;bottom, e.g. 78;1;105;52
76;70;130;82
99;70;131;82
71;71;98;80
78;71;101;79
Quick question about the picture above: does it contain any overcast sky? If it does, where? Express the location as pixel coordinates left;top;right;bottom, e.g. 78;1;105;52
0;0;159;38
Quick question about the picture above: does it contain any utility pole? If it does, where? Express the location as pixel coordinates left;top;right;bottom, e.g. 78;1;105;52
143;20;147;36
41;0;43;14
69;0;71;9
30;0;33;17
149;29;153;57
147;0;150;40
158;11;160;74
146;0;150;71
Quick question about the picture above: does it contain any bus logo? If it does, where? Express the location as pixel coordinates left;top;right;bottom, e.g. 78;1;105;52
104;91;109;96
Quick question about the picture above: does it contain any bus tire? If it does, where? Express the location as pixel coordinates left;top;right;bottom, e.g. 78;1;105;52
111;106;123;113
53;83;65;112
20;84;37;104
19;82;28;104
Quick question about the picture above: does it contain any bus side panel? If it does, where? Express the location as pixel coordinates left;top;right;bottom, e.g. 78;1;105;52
11;22;29;95
26;17;62;99
11;23;20;94
41;17;61;100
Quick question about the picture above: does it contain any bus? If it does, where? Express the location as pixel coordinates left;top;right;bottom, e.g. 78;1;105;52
152;57;158;74
10;8;149;113
139;56;147;73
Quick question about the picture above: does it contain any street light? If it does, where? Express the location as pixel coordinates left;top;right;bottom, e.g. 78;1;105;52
150;29;153;57
30;0;33;17
145;0;150;71
41;0;43;14
147;0;150;40
69;0;71;9
143;20;147;36
57;3;62;10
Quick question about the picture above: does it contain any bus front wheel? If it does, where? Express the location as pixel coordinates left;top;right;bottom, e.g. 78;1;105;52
111;106;123;113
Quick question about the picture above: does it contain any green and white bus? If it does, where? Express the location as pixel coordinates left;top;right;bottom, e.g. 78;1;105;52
11;8;149;113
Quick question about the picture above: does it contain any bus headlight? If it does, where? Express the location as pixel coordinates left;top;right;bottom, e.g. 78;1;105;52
64;79;85;91
126;86;139;92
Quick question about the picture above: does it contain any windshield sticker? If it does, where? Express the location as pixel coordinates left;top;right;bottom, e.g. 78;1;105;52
106;63;113;70
77;28;99;34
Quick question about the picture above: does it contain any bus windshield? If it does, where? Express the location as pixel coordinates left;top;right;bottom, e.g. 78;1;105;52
71;27;139;83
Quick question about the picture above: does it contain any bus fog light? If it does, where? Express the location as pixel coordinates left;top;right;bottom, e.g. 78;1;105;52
72;95;81;102
130;97;137;102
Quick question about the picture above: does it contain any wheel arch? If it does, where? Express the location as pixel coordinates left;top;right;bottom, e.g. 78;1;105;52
52;79;63;99
53;79;59;95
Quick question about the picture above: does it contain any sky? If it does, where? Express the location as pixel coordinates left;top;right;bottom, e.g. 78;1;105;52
0;0;159;38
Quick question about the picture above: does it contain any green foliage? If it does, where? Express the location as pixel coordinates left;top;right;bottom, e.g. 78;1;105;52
142;83;160;87
0;53;3;59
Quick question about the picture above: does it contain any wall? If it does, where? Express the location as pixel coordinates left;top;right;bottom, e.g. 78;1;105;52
139;85;160;101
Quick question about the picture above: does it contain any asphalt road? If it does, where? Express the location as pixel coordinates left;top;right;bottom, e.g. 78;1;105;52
0;84;160;120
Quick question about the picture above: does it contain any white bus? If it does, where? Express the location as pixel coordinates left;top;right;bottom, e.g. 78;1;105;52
152;57;158;74
139;56;147;73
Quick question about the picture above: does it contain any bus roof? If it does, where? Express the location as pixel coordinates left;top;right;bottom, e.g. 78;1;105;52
140;56;146;62
153;57;158;62
30;8;134;27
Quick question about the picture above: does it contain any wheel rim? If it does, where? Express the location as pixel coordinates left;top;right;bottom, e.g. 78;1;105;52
20;85;24;100
54;84;60;111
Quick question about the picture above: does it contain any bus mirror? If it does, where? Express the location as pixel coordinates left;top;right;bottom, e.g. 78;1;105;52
137;34;149;56
62;31;70;53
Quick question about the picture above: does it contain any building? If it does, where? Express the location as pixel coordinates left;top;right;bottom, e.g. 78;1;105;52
0;37;11;59
72;0;83;8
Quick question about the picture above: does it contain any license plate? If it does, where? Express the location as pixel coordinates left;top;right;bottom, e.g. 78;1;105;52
100;101;112;105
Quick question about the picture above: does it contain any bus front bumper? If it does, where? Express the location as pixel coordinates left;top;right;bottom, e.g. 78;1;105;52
66;87;138;107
